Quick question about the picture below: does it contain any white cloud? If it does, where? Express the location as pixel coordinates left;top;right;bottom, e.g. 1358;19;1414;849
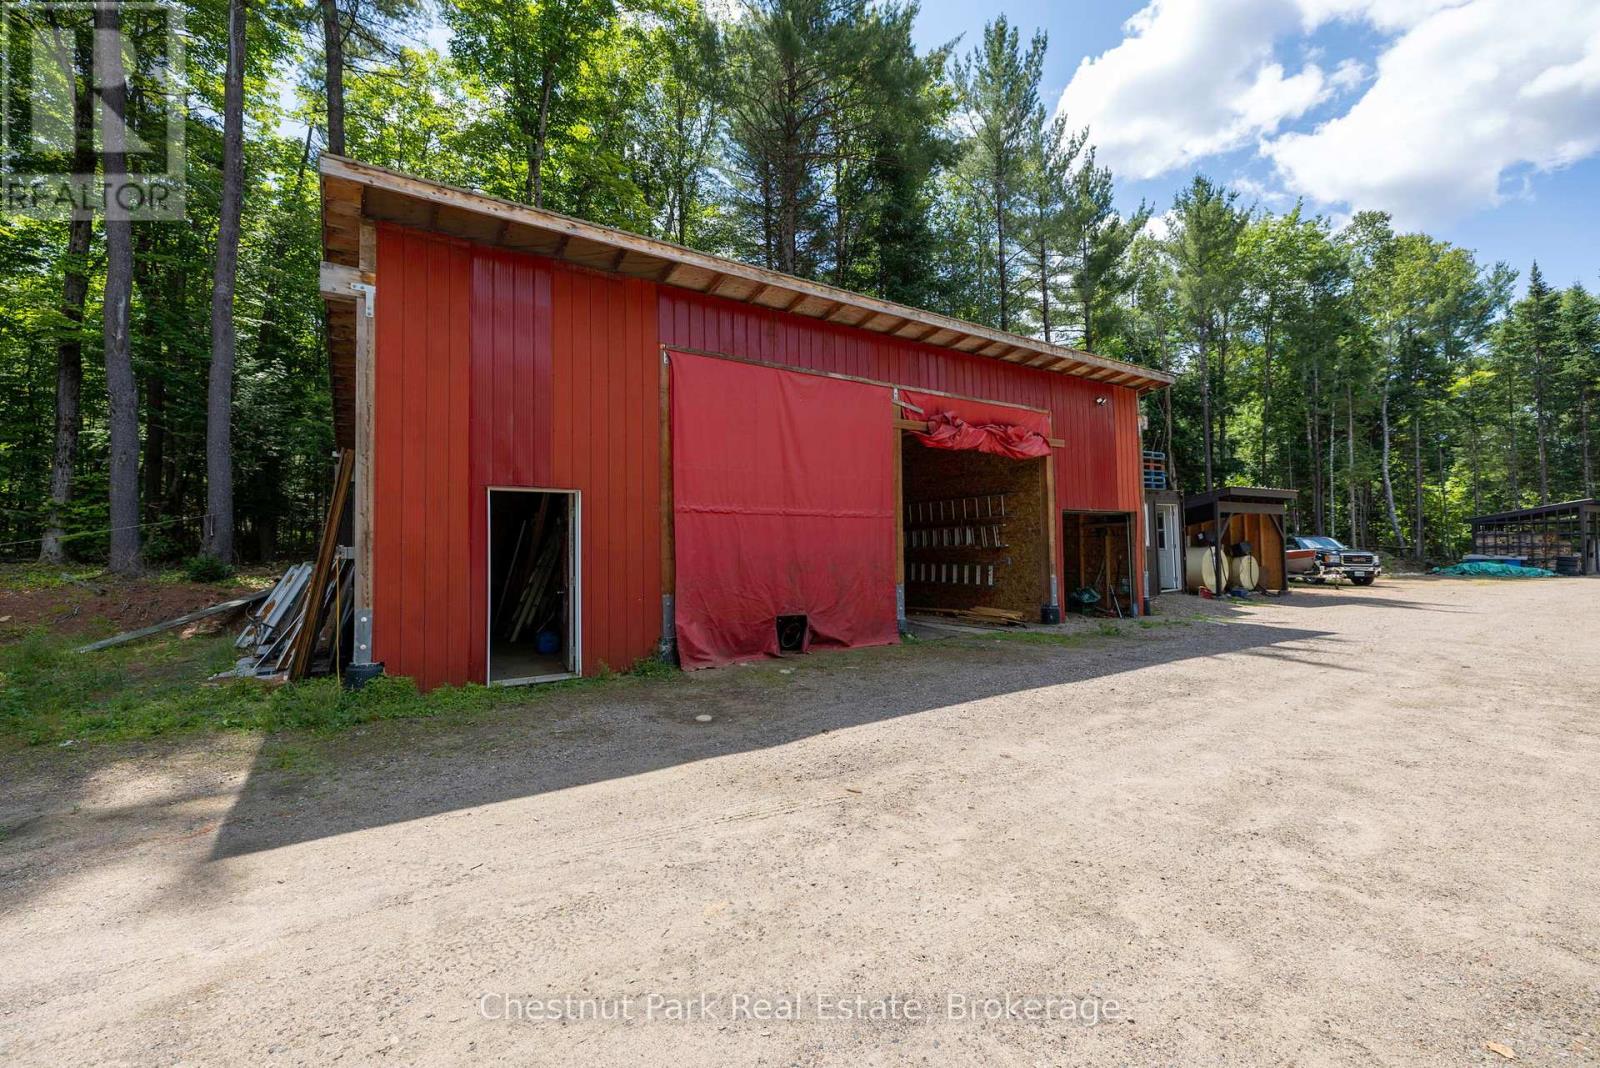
1059;0;1600;227
1264;0;1600;226
1057;0;1334;180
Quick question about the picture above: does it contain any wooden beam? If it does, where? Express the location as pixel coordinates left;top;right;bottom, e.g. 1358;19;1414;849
319;260;373;298
893;393;905;596
353;221;377;652
1044;453;1059;615
288;449;356;680
660;348;675;600
76;590;271;653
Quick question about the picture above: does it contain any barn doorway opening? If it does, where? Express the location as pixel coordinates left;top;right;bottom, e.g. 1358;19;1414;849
901;442;1049;624
1063;511;1135;617
487;488;579;684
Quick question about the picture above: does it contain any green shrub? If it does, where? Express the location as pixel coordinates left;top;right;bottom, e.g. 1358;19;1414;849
183;554;235;583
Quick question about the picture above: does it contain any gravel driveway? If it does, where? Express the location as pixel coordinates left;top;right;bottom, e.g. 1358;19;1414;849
2;577;1597;1065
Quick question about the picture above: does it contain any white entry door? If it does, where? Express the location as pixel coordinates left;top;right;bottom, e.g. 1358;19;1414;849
1156;503;1182;592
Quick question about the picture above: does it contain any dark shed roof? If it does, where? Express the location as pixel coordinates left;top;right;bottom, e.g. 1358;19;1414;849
1183;486;1296;511
1469;499;1599;525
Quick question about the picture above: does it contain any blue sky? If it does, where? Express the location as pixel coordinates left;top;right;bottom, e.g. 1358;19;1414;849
913;0;1600;293
398;1;1600;292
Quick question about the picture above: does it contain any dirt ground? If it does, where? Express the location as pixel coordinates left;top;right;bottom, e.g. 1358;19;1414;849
2;577;1597;1066
0;570;265;640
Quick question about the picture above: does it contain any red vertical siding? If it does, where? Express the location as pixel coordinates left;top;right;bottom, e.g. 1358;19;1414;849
655;287;1149;605
473;248;661;677
372;223;1146;688
372;226;475;690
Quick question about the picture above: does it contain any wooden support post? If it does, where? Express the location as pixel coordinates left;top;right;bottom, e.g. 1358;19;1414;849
658;348;676;660
1043;455;1060;622
892;389;906;632
351;221;376;664
1213;504;1225;597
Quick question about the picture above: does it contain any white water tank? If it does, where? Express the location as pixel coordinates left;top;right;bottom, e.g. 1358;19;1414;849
1230;553;1261;591
1185;546;1229;595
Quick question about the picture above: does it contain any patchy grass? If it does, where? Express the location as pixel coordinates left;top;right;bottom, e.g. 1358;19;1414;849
0;561;277;592
0;629;681;751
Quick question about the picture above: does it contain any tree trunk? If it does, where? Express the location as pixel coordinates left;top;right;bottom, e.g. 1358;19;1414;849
1379;377;1406;553
1163;385;1178;493
1307;364;1322;533
1257;313;1272;484
995;180;1008;332
321;0;344;155
1323;400;1333;536
1412;411;1425;563
1216;317;1229;478
533;69;554;208
1467;378;1483;513
1582;388;1594;499
1305;403;1320;533
1346;382;1356;545
96;1;140;573
1506;375;1520;501
1037;234;1050;343
1533;370;1551;505
143;374;165;520
204;0;247;564
1199;329;1214;491
39;29;95;565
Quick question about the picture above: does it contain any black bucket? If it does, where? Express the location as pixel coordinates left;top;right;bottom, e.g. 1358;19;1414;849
343;661;386;691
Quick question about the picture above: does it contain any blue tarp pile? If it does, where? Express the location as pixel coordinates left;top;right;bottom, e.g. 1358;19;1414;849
1430;561;1557;578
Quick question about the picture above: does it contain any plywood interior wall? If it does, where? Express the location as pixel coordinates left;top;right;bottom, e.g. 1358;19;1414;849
901;443;1046;616
1063;513;1134;614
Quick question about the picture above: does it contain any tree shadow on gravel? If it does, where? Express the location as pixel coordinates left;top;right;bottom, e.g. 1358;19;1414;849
198;617;1332;861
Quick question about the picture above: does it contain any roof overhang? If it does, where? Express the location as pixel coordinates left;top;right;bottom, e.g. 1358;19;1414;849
1468;498;1600;524
1183;486;1297;514
320;155;1174;444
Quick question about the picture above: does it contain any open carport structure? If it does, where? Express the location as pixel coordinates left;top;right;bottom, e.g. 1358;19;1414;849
1182;487;1293;596
1469;499;1600;575
317;157;1172;688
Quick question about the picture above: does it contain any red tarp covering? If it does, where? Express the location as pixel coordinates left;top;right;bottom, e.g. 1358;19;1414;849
670;353;899;669
899;389;1052;459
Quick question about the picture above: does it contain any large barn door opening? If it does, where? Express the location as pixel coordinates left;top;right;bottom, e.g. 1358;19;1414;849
901;447;1048;621
898;390;1054;625
668;352;898;669
487;488;579;684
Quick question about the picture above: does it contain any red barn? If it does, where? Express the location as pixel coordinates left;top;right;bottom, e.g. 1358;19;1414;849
319;157;1173;689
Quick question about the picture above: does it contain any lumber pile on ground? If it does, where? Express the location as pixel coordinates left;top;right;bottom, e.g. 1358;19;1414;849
229;557;354;680
906;605;1029;628
228;450;356;682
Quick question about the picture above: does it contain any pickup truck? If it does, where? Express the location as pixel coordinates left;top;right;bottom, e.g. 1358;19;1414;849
1286;535;1382;586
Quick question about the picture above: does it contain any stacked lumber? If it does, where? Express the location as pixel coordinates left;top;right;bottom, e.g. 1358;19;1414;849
227;450;356;682
496;502;564;644
230;558;355;680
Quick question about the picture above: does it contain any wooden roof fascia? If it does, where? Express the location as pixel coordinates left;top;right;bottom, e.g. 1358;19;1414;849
318;156;1174;391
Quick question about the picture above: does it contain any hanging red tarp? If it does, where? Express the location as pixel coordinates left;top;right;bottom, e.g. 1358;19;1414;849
670;353;898;669
899;389;1052;459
